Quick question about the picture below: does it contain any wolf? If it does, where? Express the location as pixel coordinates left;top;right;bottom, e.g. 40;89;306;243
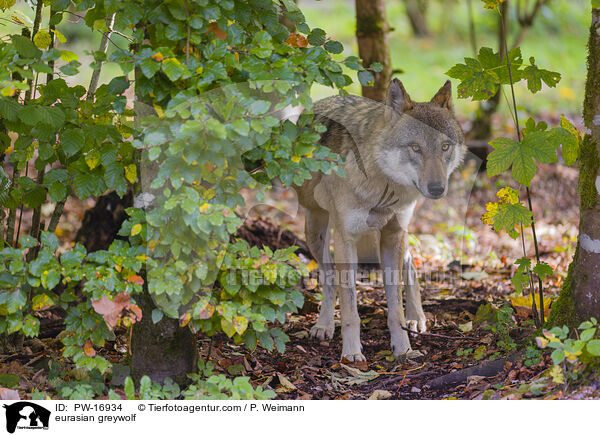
293;79;466;362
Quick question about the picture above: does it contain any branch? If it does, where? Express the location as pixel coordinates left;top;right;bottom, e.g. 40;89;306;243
87;13;116;101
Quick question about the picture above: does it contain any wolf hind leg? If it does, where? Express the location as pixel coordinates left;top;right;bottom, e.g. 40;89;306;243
404;249;427;333
304;207;336;340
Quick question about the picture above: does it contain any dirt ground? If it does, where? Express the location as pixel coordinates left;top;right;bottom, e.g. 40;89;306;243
4;157;598;400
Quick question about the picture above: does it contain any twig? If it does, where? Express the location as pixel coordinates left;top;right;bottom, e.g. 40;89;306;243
499;6;545;325
400;325;476;340
87;13;116;102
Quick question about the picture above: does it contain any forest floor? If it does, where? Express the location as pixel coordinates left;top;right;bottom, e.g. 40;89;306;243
4;152;600;400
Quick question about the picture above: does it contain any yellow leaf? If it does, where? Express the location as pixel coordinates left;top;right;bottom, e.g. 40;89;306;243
559;87;575;101
85;152;100;170
497;186;520;204
221;318;235;337
60;50;78;62
179;312;191;327
153;103;164;118
53;29;66;44
550;365;564;384
32;294;54;311
131;223;142;236
151;52;164;61
0;0;16;10
125;164;137;184
481;201;499;225
33;30;52;49
306;260;319;272
306;278;318;290
291;155;301;163
535;336;549;349
199;203;210;212
232;316;248;335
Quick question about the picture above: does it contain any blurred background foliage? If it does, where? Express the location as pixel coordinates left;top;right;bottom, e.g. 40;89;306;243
1;0;589;122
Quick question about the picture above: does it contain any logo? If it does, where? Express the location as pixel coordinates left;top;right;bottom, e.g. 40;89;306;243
3;402;50;433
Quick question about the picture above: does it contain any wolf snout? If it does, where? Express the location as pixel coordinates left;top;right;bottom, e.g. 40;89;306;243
426;182;445;198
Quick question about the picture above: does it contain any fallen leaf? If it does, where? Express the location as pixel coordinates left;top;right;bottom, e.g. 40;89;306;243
83;340;96;357
367;389;392;400
277;372;297;392
459;321;473;332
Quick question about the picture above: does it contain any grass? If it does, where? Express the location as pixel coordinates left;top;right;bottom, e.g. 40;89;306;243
300;0;590;123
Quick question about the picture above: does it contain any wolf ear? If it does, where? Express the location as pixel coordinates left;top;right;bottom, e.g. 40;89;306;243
385;78;413;121
431;80;453;110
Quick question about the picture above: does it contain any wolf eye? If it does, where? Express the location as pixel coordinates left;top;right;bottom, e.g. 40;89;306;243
441;143;452;151
410;144;421;153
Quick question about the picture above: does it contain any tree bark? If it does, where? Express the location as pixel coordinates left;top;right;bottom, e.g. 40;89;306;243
355;0;392;101
548;7;600;326
403;0;430;37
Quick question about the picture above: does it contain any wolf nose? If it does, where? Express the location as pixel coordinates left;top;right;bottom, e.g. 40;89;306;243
427;182;445;197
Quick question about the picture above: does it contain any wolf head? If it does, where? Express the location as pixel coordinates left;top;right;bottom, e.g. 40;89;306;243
375;78;466;199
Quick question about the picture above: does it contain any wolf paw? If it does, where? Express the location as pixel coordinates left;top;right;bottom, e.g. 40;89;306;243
310;324;334;340
406;318;427;333
341;352;366;362
342;340;365;362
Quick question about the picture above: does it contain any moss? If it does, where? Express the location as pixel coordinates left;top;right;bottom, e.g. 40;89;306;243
356;12;386;36
583;11;600;127
546;270;577;328
546;252;579;328
578;134;599;210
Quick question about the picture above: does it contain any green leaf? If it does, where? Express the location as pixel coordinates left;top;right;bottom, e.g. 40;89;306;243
107;76;129;95
151;309;163;324
487;137;520;178
533;262;553;280
551;349;565;365
358;70;374;87
60;128;85;156
139;58;160;78
487;129;563;186
162;58;187;81
559;115;581;166
48;181;67;202
493;203;533;238
586;339;600;356
0;98;21;121
324;40;343;54
580;327;596;342
307;28;326;46
41;231;59;250
11;34;43;59
522;62;561;93
124;376;136;399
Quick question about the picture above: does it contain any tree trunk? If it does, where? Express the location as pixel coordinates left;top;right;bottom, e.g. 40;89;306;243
355;0;392;101
548;6;600;326
467;1;508;141
403;0;430;37
129;46;198;385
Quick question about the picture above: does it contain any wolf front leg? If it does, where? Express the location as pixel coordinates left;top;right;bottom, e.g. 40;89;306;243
333;231;365;362
304;207;336;340
404;248;427;333
380;217;412;358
